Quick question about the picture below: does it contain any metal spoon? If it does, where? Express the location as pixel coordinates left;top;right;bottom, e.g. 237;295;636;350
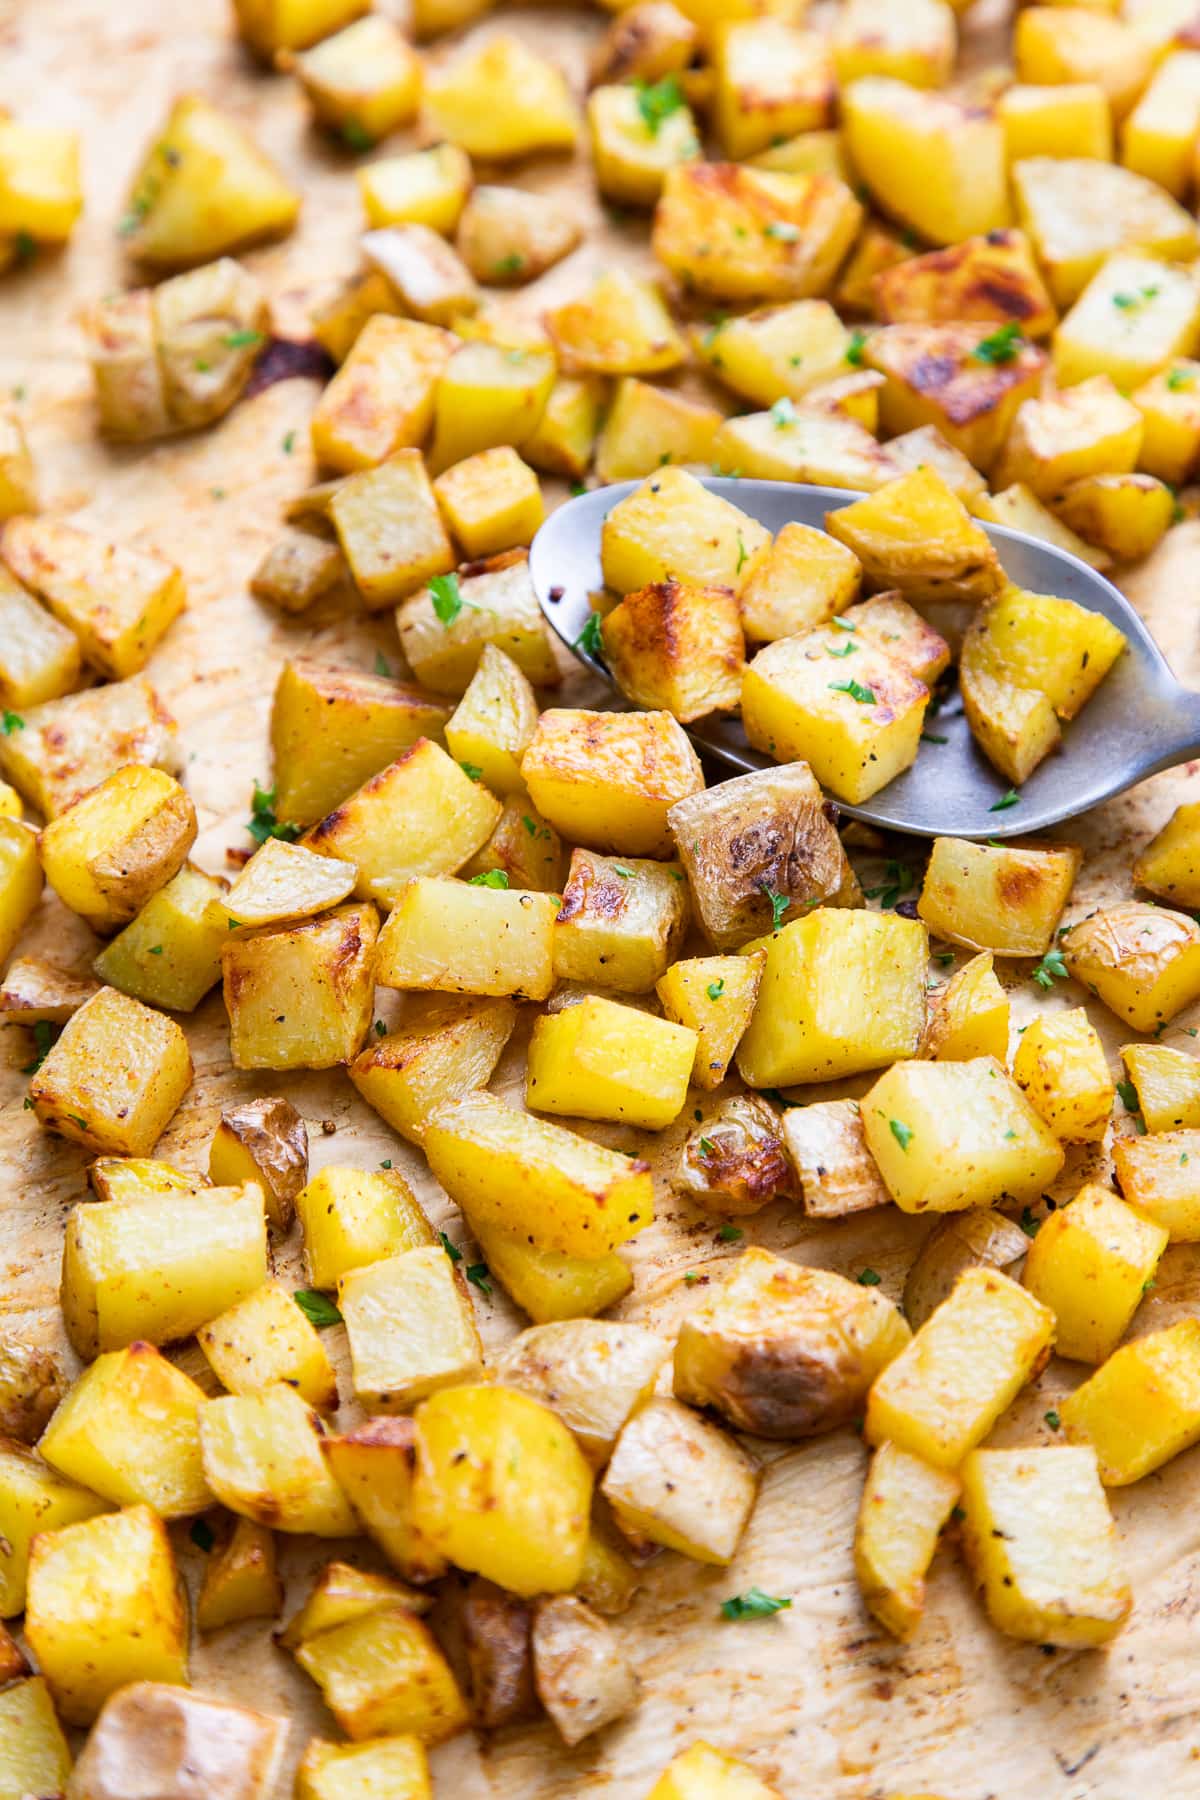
530;476;1200;842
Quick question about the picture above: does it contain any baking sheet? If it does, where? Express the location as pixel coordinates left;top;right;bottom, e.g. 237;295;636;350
5;0;1200;1792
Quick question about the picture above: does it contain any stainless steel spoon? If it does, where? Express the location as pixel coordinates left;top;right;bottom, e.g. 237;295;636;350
529;476;1200;842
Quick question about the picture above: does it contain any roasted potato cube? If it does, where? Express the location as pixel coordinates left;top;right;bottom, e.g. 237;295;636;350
151;257;268;433
866;1269;1055;1469
1054;252;1200;395
293;15;421;144
330;452;455;609
0;412;35;519
359;145;470;238
86;1155;193;1204
983;481;1112;570
434;449;543;561
425;343;555;473
443;643;538;794
458;1578;537;1730
322;1417;446;1582
738;522;861;644
0;1336;63;1444
885;425;990;512
553;850;690;992
902;1211;1029;1331
964;579;1127;714
839;592;951;686
843;78;1008;247
647;1742;783;1799
695;302;850;410
1064;900;1200;1031
270;656;450;828
350;995;516;1144
594;380;722;487
121;95;299;266
959;652;1060;787
0;1442;104;1619
310;317;455;475
410;0;493;40
295;1736;431;1800
834;224;911;319
1054;471;1175;563
426;1090;652;1256
71;1683;285;1797
197;1282;337;1410
397;551;558;694
39;765;195;935
962;1445;1131;1646
491;1321;666;1468
1023;1182;1166;1363
854;1442;961;1641
250;530;346;615
296;1607;468;1744
93;863;228;1013
312;268;404;369
922;951;1010;1063
738;909;927;1088
25;1505;187;1726
544;271;685;380
339;1247;482;1412
30;986;191;1157
873;229;1056;338
590;2;699;87
998;82;1114;164
753;127;853;183
1120;1041;1200;1131
233;0;367;56
527;994;696;1129
1012;1009;1115;1145
456;184;581;286
657;953;763;1089
461;794;564;893
467;1215;634;1324
4;515;185;681
199;1384;357;1536
219;838;356;934
376;878;556;1001
863;322;1046;472
297;1165;434;1290
832;0;955;89
0;816;40;969
1015;6;1151;121
39;1342;210;1518
84;287;172;441
711;21;833;160
0;122;81;242
917;837;1081;958
652;163;862;304
208;1096;307;1233
676;1093;795;1217
278;1560;428;1651
61;1183;266;1359
1113;1128;1200;1238
0;675;179;820
524;708;703;858
675;1247;910;1439
222;902;378;1070
0;566;81;709
779;1098;888;1219
532;1595;639;1747
523;375;603;481
601;469;769;598
412;1384;592;1594
576;1529;638;1616
826;468;1002;604
742;627;930;804
588;82;701;208
1012;155;1197;308
1131;359;1200;484
601;1397;758;1565
0;778;21;819
1061;1316;1200;1483
424;35;580;160
0;1678;72;1798
601;579;745;723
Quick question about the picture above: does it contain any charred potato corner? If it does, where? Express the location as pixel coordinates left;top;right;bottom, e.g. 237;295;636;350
10;0;1200;1794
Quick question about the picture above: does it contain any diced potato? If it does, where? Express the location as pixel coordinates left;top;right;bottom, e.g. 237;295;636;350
840;592;951;686
804;367;887;430
0;1442;106;1619
461;794;564;893
600;469;768;598
425;343;555;473
885;426;991;513
652;163;863;304
1120;1041;1200;1130
695;302;850;409
657;954;763;1089
220;840;357;935
150;257;268;434
576;1530;639;1616
296;1165;434;1290
358;144;472;235
330;452;456;609
1012;155;1197;307
270;656;450;828
375;878;555;1002
0;1335;64;1444
854;1443;961;1640
279;1560;428;1651
491;1321;666;1468
296;1607;468;1744
0;955;97;1027
737;909;927;1088
1061;1316;1200;1482
458;1577;537;1730
39;1342;211;1518
523;375;604;481
295;1735;431;1800
4;515;185;682
198;1282;337;1410
984;481;1112;570
0;122;81;242
532;1595;639;1747
861;1056;1065;1214
0;1679;73;1798
410;0;493;38
197;1517;283;1634
424;35;580;160
523;706;703;858
121;95;299;266
1063;900;1200;1032
674;1247;911;1439
93;863;228;1013
310;317;455;475
1055;472;1175;563
959;660;1061;789
922;951;1010;1063
594;380;722;487
826;468;1003;604
711;21;834;160
0;815;40;970
998;82;1114;164
70;1683;286;1798
843;78;1008;247
1133;358;1200;484
544;271;686;380
426;1089;652;1257
1023;1182;1165;1363
601;1397;758;1565
647;1742;783;1800
0;567;81;710
413;1384;592;1594
864;322;1047;471
443;643;537;795
917;837;1080;958
0;413;35;519
25;1505;187;1726
602;579;745;723
222;902;378;1071
434;449;543;562
232;0;368;57
0;675;179;820
350;995;516;1144
776;1098;885;1219
322;1417;446;1582
87;1156;193;1204
1125;50;1200;198
834;223;910;317
84;286;172;441
466;1214;634;1323
208;1096;307;1233
1113;1128;1200;1239
311;271;404;370
61;1183;266;1359
339;1247;482;1411
752;127;853;183
1054;253;1200;394
873;229;1056;339
588;83;701;207
397;551;558;694
1012;1009;1115;1145
960;1445;1130;1645
902;1211;1030;1331
199;1384;357;1536
39;766;195;935
527;994;696;1129
30;986;191;1158
456;184;580;288
737;523;861;645
590;2;699;86
292;15;422;144
251;530;346;615
553;850;689;992
1015;6;1153;121
676;1093;795;1217
865;1269;1055;1469
714;404;900;491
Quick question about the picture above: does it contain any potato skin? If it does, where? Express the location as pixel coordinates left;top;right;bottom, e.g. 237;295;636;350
902;1210;1029;1330
0;1338;64;1443
676;1095;796;1217
461;1577;538;1730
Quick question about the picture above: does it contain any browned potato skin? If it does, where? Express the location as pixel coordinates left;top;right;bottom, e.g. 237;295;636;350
461;1577;539;1730
0;1619;28;1684
902;1211;1030;1330
0;1336;65;1442
589;1;698;87
601;579;745;724
212;1096;309;1233
531;1595;640;1747
781;1098;890;1220
66;1682;286;1800
872;229;1057;339
676;1095;796;1216
0;955;99;1024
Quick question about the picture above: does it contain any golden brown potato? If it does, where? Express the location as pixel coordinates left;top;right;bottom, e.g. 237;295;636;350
208;1096;308;1233
151;257;269;433
825;468;1004;605
531;1596;640;1747
0;1334;64;1442
675;1094;796;1217
490;1321;668;1466
865;321;1048;471
455;186;581;286
652;163;862;303
67;1683;287;1800
461;1578;538;1731
0;955;98;1025
250;530;347;614
600;579;745;723
873;229;1057;338
780;1098;890;1220
0;676;180;821
1063;901;1200;1033
590;2;699;88
902;1211;1030;1330
0;1618;28;1684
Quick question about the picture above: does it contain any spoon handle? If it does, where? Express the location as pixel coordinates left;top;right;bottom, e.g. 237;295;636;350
1135;685;1200;785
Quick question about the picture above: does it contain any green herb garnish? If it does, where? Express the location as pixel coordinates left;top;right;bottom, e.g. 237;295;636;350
247;782;300;846
468;869;510;887
971;322;1023;364
635;75;684;135
889;1118;913;1151
439;1231;463;1264
466;1262;492;1295
828;678;876;704
294;1290;342;1327
1032;947;1068;991
990;788;1020;812
720;1588;791;1621
430;572;465;626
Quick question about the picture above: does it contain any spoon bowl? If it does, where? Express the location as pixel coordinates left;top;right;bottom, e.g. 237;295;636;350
529;477;1200;841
